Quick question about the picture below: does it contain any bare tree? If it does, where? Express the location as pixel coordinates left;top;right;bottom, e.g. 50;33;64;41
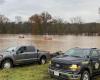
29;14;42;24
70;16;83;24
15;16;22;23
40;12;52;33
29;14;42;34
0;15;9;23
29;12;52;25
40;11;52;24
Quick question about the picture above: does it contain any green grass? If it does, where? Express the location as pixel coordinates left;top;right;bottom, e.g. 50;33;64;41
0;63;99;80
0;63;53;80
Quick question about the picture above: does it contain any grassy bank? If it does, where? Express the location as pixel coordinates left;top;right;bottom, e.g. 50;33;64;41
0;64;53;80
0;63;99;80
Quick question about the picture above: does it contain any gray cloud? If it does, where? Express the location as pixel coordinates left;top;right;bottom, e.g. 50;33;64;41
0;0;5;4
0;0;100;22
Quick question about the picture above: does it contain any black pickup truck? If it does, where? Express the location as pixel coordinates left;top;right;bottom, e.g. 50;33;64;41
49;47;100;80
0;45;50;69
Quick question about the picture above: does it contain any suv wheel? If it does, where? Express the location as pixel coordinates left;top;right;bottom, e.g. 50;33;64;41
40;57;47;64
2;60;13;69
81;71;90;80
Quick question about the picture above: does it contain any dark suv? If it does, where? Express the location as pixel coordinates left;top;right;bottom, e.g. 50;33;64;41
48;48;100;80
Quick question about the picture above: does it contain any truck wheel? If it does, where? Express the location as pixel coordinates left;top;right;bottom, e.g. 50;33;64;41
40;57;47;64
1;60;13;69
81;71;90;80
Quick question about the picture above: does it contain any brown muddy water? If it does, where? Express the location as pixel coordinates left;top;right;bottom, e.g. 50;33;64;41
0;34;100;53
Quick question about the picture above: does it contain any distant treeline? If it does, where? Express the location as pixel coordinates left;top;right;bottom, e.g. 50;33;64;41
0;12;100;35
0;22;100;35
0;22;33;34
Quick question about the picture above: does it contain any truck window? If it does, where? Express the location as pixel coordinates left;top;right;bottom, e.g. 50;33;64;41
82;50;90;57
91;50;98;57
18;46;27;53
26;46;36;52
97;50;100;56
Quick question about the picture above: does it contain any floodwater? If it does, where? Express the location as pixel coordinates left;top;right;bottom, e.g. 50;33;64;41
0;34;100;53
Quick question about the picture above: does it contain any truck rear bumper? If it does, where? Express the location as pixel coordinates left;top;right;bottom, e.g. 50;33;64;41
48;68;81;80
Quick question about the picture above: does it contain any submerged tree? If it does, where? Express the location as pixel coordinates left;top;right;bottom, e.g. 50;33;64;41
29;14;42;34
29;12;52;34
40;12;52;34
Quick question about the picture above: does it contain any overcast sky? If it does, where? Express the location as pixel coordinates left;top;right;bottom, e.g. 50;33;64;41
0;0;100;22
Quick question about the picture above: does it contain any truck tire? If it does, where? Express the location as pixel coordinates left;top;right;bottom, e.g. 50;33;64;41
1;59;13;69
81;70;90;80
39;56;47;64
